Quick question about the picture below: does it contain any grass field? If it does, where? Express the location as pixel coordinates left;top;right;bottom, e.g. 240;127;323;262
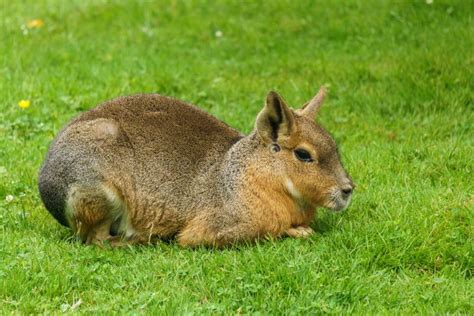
1;0;473;313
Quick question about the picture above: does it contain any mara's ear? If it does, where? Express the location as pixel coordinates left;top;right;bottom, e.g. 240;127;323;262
297;86;326;119
255;91;295;144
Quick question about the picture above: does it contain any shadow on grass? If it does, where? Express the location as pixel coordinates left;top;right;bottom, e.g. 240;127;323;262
52;209;347;251
312;209;351;235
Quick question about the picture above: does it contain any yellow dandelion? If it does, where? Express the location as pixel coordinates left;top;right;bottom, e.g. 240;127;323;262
27;19;44;29
18;100;30;109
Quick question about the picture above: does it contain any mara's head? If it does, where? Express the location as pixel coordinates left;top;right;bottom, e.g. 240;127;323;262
253;86;354;212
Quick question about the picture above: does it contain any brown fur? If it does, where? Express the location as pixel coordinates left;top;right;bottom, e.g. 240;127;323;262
38;87;354;247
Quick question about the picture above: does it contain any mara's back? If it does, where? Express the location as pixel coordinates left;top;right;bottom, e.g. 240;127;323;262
39;94;242;228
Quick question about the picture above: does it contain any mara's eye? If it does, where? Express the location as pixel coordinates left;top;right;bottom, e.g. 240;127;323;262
294;149;313;162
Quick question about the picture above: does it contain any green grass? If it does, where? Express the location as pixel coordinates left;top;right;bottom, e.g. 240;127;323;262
1;0;473;313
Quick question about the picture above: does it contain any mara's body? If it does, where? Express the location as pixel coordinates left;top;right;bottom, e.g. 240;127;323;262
39;88;354;247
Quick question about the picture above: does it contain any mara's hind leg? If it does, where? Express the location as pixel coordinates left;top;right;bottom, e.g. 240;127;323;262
66;184;123;246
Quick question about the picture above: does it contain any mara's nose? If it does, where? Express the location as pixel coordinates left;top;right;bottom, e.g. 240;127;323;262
341;185;353;199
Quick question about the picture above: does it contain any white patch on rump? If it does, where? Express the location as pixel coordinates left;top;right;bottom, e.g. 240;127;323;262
91;119;119;140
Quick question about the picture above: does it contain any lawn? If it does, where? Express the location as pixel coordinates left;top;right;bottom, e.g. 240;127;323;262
0;0;472;313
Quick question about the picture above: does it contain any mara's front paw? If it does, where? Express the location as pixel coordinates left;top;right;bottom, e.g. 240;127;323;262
285;226;315;238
